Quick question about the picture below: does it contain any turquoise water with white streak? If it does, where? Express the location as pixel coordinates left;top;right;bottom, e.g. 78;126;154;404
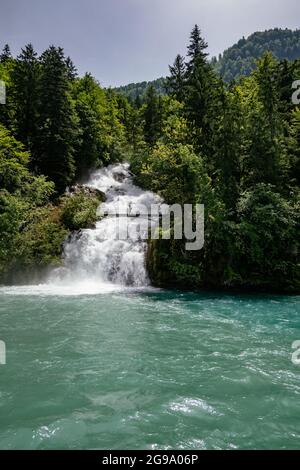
0;287;299;449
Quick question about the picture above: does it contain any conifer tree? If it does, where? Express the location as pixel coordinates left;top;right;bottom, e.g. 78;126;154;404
35;46;79;193
287;108;300;186
65;56;77;81
0;44;12;63
244;53;283;186
167;54;186;102
11;44;40;150
142;85;162;146
186;25;208;74
215;89;243;212
184;26;222;156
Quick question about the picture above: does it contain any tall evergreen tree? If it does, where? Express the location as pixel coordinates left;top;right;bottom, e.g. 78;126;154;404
215;89;243;212
65;56;77;81
244;54;283;186
11;44;40;150
0;44;12;63
277;59;295;121
142;85;162;146
167;54;186;102
287;108;300;186
35;46;79;193
186;25;208;74
184;26;222;156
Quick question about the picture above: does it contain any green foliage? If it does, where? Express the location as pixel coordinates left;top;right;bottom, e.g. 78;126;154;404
140;26;300;293
287;108;300;186
0;45;12;63
0;125;103;282
60;190;101;231
98;88;127;161
11;44;40;148
214;28;300;82
34;46;79;193
15;205;68;271
236;185;300;290
114;77;167;102
0;191;26;278
167;55;186;102
1;27;300;293
142;85;163;147
0;54;15;127
0;124;55;201
133;142;208;205
114;28;300;98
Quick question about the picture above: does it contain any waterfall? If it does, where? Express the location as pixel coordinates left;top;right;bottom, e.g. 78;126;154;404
49;163;162;291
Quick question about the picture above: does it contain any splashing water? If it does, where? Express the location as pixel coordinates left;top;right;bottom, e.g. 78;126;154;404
48;163;162;291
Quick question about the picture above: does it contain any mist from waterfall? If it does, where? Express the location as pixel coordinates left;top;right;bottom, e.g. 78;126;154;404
46;163;162;293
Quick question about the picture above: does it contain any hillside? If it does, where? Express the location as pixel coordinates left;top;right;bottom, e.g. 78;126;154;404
114;77;167;102
214;28;300;82
115;28;300;97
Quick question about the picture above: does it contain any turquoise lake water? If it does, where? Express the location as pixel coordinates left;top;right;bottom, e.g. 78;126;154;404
0;287;299;449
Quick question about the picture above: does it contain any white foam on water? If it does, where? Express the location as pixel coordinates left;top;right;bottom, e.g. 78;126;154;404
0;163;162;296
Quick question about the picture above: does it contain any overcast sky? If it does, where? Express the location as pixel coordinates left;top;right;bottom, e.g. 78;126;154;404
1;0;300;87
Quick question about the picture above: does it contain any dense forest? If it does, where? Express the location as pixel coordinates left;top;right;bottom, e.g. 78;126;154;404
115;77;167;102
115;28;300;99
214;28;300;82
0;24;300;292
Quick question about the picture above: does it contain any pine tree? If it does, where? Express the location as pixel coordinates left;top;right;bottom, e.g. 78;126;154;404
215;89;243;212
244;53;283;186
277;59;295;120
184;26;222;156
186;25;208;74
134;94;142;109
142;85;162;146
167;54;186;102
11;44;40;149
65;56;77;81
254;52;281;139
35;46;79;193
0;44;12;63
287;108;300;186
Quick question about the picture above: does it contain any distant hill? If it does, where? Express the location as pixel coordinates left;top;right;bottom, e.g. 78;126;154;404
213;28;300;82
114;28;300;98
114;77;167;102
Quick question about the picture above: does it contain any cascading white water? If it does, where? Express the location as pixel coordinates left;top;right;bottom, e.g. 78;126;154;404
50;163;162;291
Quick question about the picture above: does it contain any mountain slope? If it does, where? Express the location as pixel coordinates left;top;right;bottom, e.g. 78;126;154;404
114;77;167;101
114;28;300;97
214;28;300;82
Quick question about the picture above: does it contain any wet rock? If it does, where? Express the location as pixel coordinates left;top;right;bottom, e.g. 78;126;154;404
113;171;127;182
69;184;106;201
